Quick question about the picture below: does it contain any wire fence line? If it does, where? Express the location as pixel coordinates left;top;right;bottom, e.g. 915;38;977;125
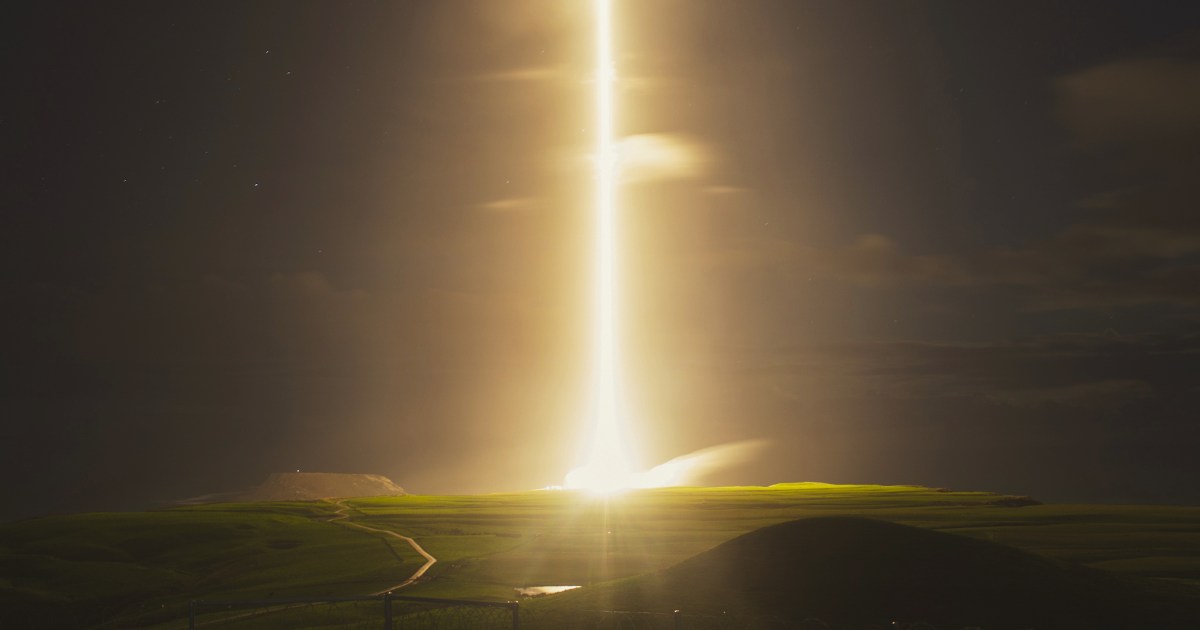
187;595;989;630
538;609;970;630
565;609;787;630
187;593;518;630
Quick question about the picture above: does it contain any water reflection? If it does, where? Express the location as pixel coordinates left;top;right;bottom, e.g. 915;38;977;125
516;585;581;597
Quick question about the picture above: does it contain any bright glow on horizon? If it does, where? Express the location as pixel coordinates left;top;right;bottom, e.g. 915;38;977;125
567;440;770;495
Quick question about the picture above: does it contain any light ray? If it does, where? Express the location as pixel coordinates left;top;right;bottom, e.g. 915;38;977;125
566;0;630;494
564;0;760;494
592;0;621;477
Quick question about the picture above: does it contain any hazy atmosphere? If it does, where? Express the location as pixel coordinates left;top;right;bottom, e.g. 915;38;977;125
5;0;1200;521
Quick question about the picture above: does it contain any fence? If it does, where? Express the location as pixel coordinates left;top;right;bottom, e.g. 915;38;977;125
188;594;519;629
558;610;786;630
564;611;958;630
187;596;978;630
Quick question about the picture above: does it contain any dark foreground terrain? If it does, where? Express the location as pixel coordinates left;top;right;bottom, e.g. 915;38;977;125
530;516;1200;629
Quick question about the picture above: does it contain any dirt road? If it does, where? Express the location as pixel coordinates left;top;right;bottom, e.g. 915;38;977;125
182;499;437;628
328;499;438;594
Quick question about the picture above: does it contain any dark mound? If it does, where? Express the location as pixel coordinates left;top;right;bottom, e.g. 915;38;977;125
544;517;1199;629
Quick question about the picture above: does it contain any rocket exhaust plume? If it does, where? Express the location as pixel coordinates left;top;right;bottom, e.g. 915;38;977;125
567;440;769;491
564;0;764;494
564;0;629;494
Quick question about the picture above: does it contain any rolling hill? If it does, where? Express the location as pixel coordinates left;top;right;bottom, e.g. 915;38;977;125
531;516;1200;628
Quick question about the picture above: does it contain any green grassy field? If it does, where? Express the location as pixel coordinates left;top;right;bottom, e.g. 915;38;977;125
2;483;1198;628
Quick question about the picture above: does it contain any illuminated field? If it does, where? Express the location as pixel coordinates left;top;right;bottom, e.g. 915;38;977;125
3;483;1200;627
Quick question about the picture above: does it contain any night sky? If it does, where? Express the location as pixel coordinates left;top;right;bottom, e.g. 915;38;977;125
5;1;1200;521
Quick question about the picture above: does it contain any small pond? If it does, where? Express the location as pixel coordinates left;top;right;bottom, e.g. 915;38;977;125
515;585;581;597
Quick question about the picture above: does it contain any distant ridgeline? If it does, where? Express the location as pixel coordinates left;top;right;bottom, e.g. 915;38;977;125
244;472;406;501
179;472;406;504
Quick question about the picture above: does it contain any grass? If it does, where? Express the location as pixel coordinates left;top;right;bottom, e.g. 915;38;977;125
348;484;1200;600
1;483;1198;628
522;516;1200;629
0;502;421;628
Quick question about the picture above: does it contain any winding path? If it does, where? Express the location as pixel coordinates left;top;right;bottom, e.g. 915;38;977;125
327;498;438;594
182;499;436;628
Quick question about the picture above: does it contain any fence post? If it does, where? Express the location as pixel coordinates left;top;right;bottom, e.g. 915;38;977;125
510;600;520;630
674;609;682;630
188;601;195;630
383;592;393;630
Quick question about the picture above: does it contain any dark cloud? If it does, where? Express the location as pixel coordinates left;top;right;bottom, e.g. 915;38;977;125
687;223;1200;312
1056;58;1200;150
803;332;1197;404
682;49;1200;313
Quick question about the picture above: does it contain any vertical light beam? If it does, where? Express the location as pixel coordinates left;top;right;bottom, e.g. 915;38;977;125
566;0;629;492
565;1;756;494
591;0;624;477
